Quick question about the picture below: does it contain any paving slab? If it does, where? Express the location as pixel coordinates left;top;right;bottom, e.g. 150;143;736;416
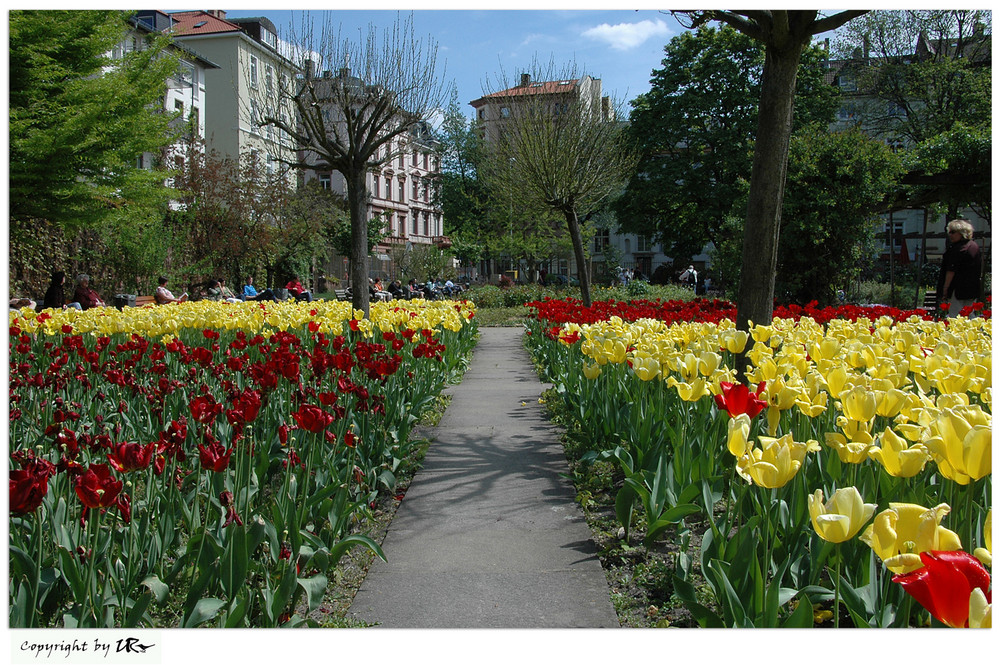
348;326;619;628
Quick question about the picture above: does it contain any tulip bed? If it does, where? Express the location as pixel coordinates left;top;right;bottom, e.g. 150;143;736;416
525;297;991;628
8;298;478;628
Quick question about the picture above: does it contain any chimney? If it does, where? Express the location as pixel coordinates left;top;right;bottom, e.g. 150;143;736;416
304;59;313;79
206;10;226;20
601;96;611;121
520;73;531;87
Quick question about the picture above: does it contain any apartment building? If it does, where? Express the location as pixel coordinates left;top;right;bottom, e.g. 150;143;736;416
156;10;298;184
124;11;218;178
470;74;676;283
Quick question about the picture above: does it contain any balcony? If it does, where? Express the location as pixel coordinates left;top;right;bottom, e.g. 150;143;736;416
433;235;452;249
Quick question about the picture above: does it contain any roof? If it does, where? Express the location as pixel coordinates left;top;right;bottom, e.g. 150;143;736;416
168;11;244;37
470;79;579;108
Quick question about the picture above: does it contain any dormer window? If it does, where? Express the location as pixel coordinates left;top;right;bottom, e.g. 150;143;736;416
193;21;207;28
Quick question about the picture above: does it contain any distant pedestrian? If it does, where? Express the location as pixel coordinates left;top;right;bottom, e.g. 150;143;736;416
679;265;697;288
938;219;983;318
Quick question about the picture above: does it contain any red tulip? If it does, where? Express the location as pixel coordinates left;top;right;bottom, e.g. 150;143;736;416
189;394;223;425
197;435;234;472
892;550;992;627
9;468;50;515
74;464;123;509
714;381;767;419
291;404;334;434
106;441;155;473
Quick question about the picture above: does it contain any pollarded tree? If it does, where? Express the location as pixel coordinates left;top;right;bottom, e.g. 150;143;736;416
478;64;639;307
258;13;451;316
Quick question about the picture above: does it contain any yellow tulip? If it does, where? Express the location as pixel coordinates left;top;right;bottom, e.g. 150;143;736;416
736;434;817;489
630;354;660;382
867;427;930;478
841;384;877;422
873;388;907;418
666;376;709;402
824;432;874;464
722;330;748;354
968;588;992;628
582;362;602;380
973;510;991;569
824;365;853;400
698;350;721;377
808;487;876;543
727;414;751;457
859;503;963;574
924;408;992;484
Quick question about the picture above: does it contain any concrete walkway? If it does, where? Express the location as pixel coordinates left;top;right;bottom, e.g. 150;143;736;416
348;327;619;628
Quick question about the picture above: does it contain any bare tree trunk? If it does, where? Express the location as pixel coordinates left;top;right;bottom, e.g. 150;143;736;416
348;168;371;316
565;207;593;307
735;41;803;377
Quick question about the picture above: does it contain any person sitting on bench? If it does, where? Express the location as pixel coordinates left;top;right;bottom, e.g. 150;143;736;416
242;276;278;302
154;276;188;305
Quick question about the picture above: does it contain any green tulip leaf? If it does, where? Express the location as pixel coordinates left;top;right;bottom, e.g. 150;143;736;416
183;597;226;628
224;592;251;628
141;575;169;604
296;574;328;613
782;595;814;628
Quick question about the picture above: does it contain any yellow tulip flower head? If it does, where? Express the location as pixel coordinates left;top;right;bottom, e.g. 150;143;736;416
630;353;660;382
924;408;992;484
727;413;752;458
968;588;992;628
841;384;877;423
808;487;876;543
736;434;817;489
824;432;874;464
859;503;963;574
868;427;930;478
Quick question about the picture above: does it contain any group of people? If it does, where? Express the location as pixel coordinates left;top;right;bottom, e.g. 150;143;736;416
10;272;315;312
369;277;462;302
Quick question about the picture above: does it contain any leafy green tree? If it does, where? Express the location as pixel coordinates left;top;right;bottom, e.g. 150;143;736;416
9;10;180;231
673;10;866;363
616;24;840;273
277;180;350;288
777;127;904;305
833;10;991;145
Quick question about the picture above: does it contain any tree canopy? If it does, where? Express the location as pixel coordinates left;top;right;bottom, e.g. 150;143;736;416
9;10;180;231
615;25;839;262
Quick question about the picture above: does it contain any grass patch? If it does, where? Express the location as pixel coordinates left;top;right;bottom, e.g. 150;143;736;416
474;306;532;327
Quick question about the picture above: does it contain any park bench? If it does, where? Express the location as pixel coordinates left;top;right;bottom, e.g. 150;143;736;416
135;295;156;307
334;289;350;302
921;290;938;313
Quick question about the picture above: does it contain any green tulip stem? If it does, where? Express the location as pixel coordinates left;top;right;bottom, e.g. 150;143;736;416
30;511;44;628
834;544;842;629
82;509;102;626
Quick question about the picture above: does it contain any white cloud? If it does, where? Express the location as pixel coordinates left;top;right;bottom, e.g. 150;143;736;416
582;19;671;51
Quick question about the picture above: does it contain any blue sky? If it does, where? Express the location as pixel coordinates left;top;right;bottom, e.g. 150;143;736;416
221;8;688;118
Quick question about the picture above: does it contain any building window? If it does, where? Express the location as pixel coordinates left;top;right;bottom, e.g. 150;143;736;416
385;176;392;200
412;177;419;199
424;182;430;203
885;219;904;251
191;107;200;135
423;152;429;170
372;175;380;198
266;65;274;96
398;151;404;168
637;235;652;253
412;214;419;235
319;173;331;190
423;212;430;236
594;229;610;253
412;149;418;166
500;106;510;118
398;179;405;202
250;56;259;88
837;73;856;92
399;214;406;236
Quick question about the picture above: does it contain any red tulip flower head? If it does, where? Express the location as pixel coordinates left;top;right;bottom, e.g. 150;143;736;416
74;464;123;509
714;381;767;419
106;441;155;473
189;394;223;425
10;467;51;515
892;550;992;627
198;435;234;472
291;404;334;434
